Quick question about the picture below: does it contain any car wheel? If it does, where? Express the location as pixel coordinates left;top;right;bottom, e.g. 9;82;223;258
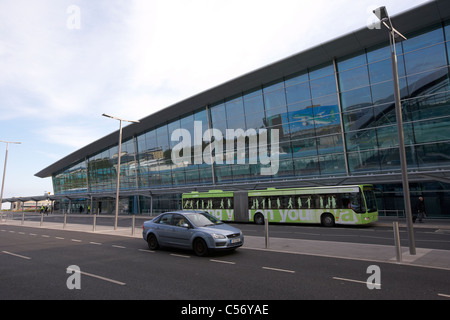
147;233;159;250
193;238;209;257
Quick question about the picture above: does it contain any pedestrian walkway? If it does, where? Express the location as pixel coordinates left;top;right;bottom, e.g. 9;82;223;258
2;215;450;271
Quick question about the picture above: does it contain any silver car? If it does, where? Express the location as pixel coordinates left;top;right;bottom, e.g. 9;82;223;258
142;211;244;256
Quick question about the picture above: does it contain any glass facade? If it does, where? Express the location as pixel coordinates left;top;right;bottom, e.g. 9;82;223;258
51;21;450;218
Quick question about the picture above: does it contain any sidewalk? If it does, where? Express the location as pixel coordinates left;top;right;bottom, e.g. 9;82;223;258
2;216;450;271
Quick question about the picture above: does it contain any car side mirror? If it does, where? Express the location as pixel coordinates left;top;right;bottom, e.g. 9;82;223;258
181;223;190;228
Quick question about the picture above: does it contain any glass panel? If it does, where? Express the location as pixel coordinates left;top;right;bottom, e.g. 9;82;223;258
245;111;266;130
226;96;244;119
243;90;264;115
294;156;320;176
348;149;381;173
316;134;343;155
413;117;450;144
319;153;346;175
346;128;378;152
403;43;447;75
406;67;450;98
342;106;375;132
309;63;334;80
285;82;311;105
402;26;445;53
416;142;450;168
264;88;286;110
285;71;309;87
337;51;367;72
338;65;370;91
340;86;372;111
291;138;317;158
310;75;337;98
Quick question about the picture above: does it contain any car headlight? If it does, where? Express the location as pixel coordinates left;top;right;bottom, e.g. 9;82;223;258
212;233;226;239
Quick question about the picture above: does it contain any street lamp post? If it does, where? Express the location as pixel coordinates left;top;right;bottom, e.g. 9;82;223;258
102;114;140;230
373;6;416;255
0;140;21;213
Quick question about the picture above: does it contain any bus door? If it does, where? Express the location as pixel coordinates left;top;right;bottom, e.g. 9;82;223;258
234;191;248;222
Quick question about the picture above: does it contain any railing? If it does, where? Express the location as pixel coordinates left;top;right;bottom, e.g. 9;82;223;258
0;211;151;236
378;209;405;218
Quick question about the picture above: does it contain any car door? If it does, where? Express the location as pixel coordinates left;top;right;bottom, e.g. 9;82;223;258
170;214;194;248
155;213;174;246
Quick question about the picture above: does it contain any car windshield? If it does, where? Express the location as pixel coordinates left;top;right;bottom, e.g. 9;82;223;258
186;212;223;227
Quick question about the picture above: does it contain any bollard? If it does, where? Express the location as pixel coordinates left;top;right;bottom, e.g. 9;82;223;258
93;214;97;232
265;214;269;249
63;213;67;229
21;210;25;226
393;221;402;263
40;213;44;227
131;215;136;235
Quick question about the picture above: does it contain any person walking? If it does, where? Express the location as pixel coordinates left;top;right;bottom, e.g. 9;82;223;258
416;196;426;223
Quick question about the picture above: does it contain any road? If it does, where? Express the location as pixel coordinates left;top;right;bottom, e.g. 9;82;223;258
1;222;450;303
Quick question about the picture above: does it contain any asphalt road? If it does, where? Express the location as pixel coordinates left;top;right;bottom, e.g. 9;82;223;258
1;224;449;303
12;213;450;250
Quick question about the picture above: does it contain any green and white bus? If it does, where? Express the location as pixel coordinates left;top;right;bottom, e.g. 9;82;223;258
182;185;378;227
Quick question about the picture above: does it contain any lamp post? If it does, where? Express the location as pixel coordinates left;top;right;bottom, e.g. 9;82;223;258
102;114;140;230
373;6;416;255
0;140;21;213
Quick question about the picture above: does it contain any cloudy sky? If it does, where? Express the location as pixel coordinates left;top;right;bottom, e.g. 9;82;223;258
0;0;429;204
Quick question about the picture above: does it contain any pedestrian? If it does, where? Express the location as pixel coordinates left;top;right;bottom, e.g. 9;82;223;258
416;196;426;223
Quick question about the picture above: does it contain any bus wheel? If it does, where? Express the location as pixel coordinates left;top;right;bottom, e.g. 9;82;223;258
321;213;335;227
254;213;264;225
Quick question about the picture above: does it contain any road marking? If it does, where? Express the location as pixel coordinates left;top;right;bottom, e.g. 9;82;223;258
210;259;236;265
333;277;381;288
90;242;102;245
67;267;126;286
18;232;25;235
71;239;82;242
112;245;126;249
170;253;190;258
438;293;450;299
29;233;37;236
2;251;31;260
56;237;65;240
138;249;155;253
42;235;50;238
262;267;295;274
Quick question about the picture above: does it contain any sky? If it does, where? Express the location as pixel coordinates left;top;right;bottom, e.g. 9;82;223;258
0;0;430;206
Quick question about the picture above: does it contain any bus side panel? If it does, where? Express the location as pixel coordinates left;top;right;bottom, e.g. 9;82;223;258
233;191;249;222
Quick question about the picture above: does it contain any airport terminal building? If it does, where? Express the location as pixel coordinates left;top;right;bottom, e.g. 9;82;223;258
33;1;450;218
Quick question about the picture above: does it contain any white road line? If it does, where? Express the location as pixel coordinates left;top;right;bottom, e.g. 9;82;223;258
170;253;190;258
112;245;126;249
55;237;65;240
333;277;381;288
262;267;295;274
138;249;155;253
71;239;82;242
210;259;236;265
89;242;102;245
2;251;31;260
438;293;450;299
42;235;50;238
67;267;126;286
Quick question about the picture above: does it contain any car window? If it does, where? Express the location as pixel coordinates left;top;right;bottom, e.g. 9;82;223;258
158;213;173;225
173;214;189;227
